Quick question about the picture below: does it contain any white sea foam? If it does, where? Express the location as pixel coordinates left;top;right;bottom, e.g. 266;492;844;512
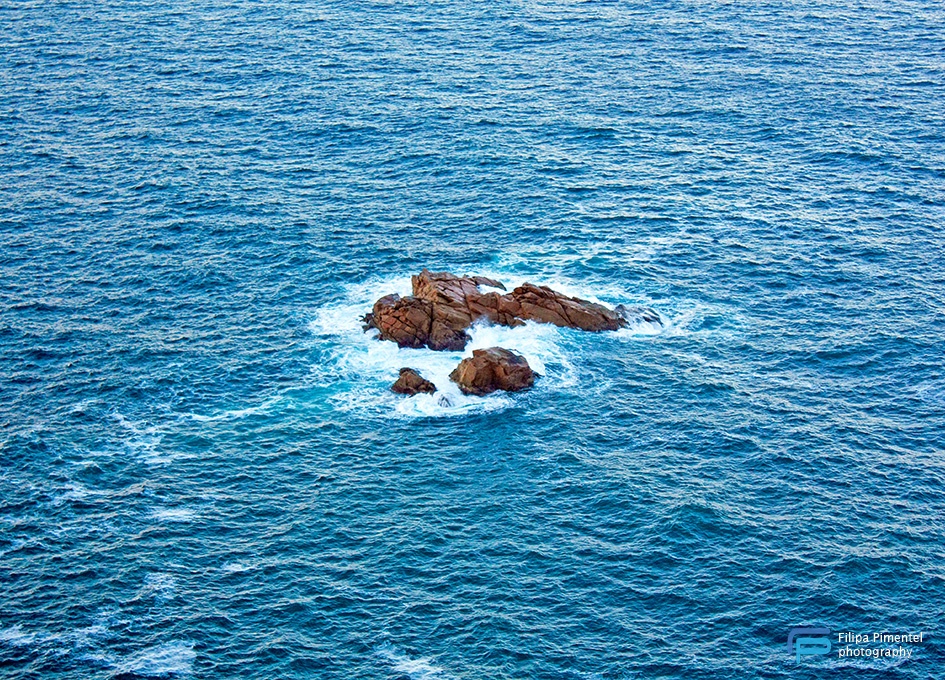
117;641;196;677
55;483;100;504
308;271;667;418
915;382;945;405
111;412;158;438
612;320;666;337
111;413;176;464
613;303;742;340
54;481;147;508
143;573;178;602
186;396;284;423
0;538;27;558
613;311;678;339
0;625;38;647
377;643;449;679
77;649;118;666
221;562;253;573
69;622;109;646
150;507;196;522
0;613;121;663
69;398;99;416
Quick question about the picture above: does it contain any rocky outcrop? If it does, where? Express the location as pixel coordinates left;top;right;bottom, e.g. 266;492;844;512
391;368;436;395
505;283;627;331
364;270;651;350
449;347;535;396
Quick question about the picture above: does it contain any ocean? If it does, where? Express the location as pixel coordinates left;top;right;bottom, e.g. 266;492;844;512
1;1;944;677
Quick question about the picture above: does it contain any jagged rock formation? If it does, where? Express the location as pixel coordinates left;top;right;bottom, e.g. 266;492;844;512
363;270;648;351
390;368;437;395
449;347;535;396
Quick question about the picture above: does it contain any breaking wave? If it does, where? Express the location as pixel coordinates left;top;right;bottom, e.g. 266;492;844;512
376;643;450;680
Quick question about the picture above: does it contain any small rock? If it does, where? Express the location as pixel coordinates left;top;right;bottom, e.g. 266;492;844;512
391;368;436;395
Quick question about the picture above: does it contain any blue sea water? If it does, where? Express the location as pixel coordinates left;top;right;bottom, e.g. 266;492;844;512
2;0;944;677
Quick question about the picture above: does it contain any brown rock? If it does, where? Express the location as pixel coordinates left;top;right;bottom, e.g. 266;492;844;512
509;283;627;331
391;368;436;395
428;320;469;351
412;269;482;331
449;347;536;396
365;270;651;350
470;276;506;290
370;294;433;348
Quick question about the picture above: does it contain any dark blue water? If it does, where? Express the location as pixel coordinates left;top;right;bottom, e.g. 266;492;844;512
2;1;944;677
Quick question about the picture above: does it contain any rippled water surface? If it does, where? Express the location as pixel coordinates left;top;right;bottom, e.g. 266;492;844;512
2;1;944;678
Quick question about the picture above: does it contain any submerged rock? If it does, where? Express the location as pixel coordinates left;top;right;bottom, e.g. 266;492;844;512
449;347;535;396
365;269;644;350
391;368;436;395
614;304;662;326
